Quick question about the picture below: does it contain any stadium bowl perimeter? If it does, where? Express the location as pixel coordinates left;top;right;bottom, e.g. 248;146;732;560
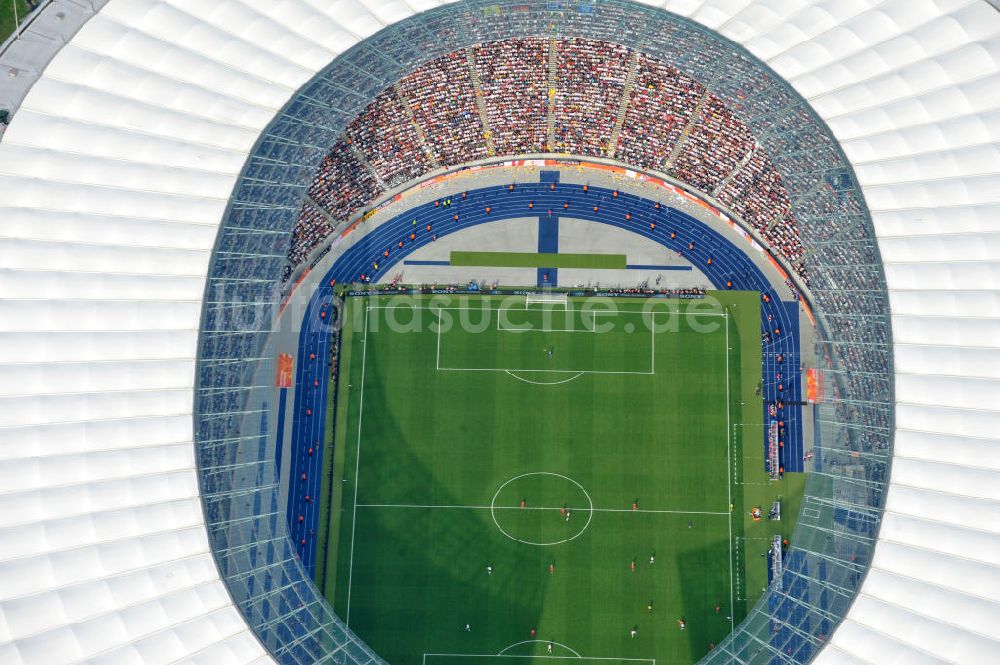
0;1;998;665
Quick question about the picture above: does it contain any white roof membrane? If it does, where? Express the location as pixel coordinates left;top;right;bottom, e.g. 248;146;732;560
1;0;999;663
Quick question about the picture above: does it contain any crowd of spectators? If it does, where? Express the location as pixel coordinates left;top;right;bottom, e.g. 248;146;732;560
599;287;705;297
553;38;629;156
308;139;381;222
289;39;814;287
616;56;703;171
398;51;488;167
669;95;755;193
475;38;549;155
811;264;885;294
717;146;770;206
716;147;803;265
287;201;334;268
347;89;430;189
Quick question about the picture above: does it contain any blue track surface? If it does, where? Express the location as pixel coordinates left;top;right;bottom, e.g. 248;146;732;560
274;388;287;476
402;259;450;266
537;211;559;286
287;177;806;574
537;214;559;254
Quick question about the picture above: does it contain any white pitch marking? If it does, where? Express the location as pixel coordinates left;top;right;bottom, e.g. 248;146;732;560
356;503;729;516
497;639;581;657
724;310;735;634
488;472;594;547
505;370;585;385
345;303;371;626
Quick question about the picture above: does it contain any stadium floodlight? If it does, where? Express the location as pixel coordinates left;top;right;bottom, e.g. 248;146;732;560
0;1;998;664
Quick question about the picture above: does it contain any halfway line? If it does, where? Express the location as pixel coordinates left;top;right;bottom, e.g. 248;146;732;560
356;503;728;516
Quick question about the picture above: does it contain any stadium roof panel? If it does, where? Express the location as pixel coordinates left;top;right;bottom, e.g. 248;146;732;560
1;0;999;663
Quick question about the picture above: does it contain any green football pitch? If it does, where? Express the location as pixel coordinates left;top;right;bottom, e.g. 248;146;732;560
316;293;803;665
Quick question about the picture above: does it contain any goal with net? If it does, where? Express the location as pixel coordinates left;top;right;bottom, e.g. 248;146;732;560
525;292;569;308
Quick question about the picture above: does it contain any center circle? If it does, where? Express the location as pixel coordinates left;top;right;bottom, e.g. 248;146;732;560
490;472;594;546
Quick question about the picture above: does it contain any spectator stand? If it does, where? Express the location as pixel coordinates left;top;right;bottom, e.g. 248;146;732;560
290;40;811;307
291;155;813;317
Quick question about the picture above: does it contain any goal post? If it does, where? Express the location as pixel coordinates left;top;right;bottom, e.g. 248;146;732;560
525;292;569;308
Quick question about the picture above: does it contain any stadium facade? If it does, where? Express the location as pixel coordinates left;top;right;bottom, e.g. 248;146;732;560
0;1;998;664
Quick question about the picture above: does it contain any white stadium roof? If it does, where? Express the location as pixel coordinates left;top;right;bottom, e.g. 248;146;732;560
0;1;998;664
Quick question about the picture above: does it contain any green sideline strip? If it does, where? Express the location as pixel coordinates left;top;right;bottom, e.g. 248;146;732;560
0;2;31;44
450;251;627;269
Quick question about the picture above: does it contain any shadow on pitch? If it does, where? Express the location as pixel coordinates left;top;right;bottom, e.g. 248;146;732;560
334;339;555;665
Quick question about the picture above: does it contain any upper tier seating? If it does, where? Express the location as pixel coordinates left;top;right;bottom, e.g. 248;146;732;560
291;39;808;284
553;38;630;157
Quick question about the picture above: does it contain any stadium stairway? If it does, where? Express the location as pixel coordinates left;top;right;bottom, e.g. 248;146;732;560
286;179;806;574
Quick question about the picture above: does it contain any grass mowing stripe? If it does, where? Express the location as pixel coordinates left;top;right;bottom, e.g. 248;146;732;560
337;294;733;663
320;293;794;665
319;297;357;598
344;304;371;626
451;251;626;269
725;310;735;633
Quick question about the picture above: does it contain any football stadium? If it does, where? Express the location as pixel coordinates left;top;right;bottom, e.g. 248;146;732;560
0;1;998;665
